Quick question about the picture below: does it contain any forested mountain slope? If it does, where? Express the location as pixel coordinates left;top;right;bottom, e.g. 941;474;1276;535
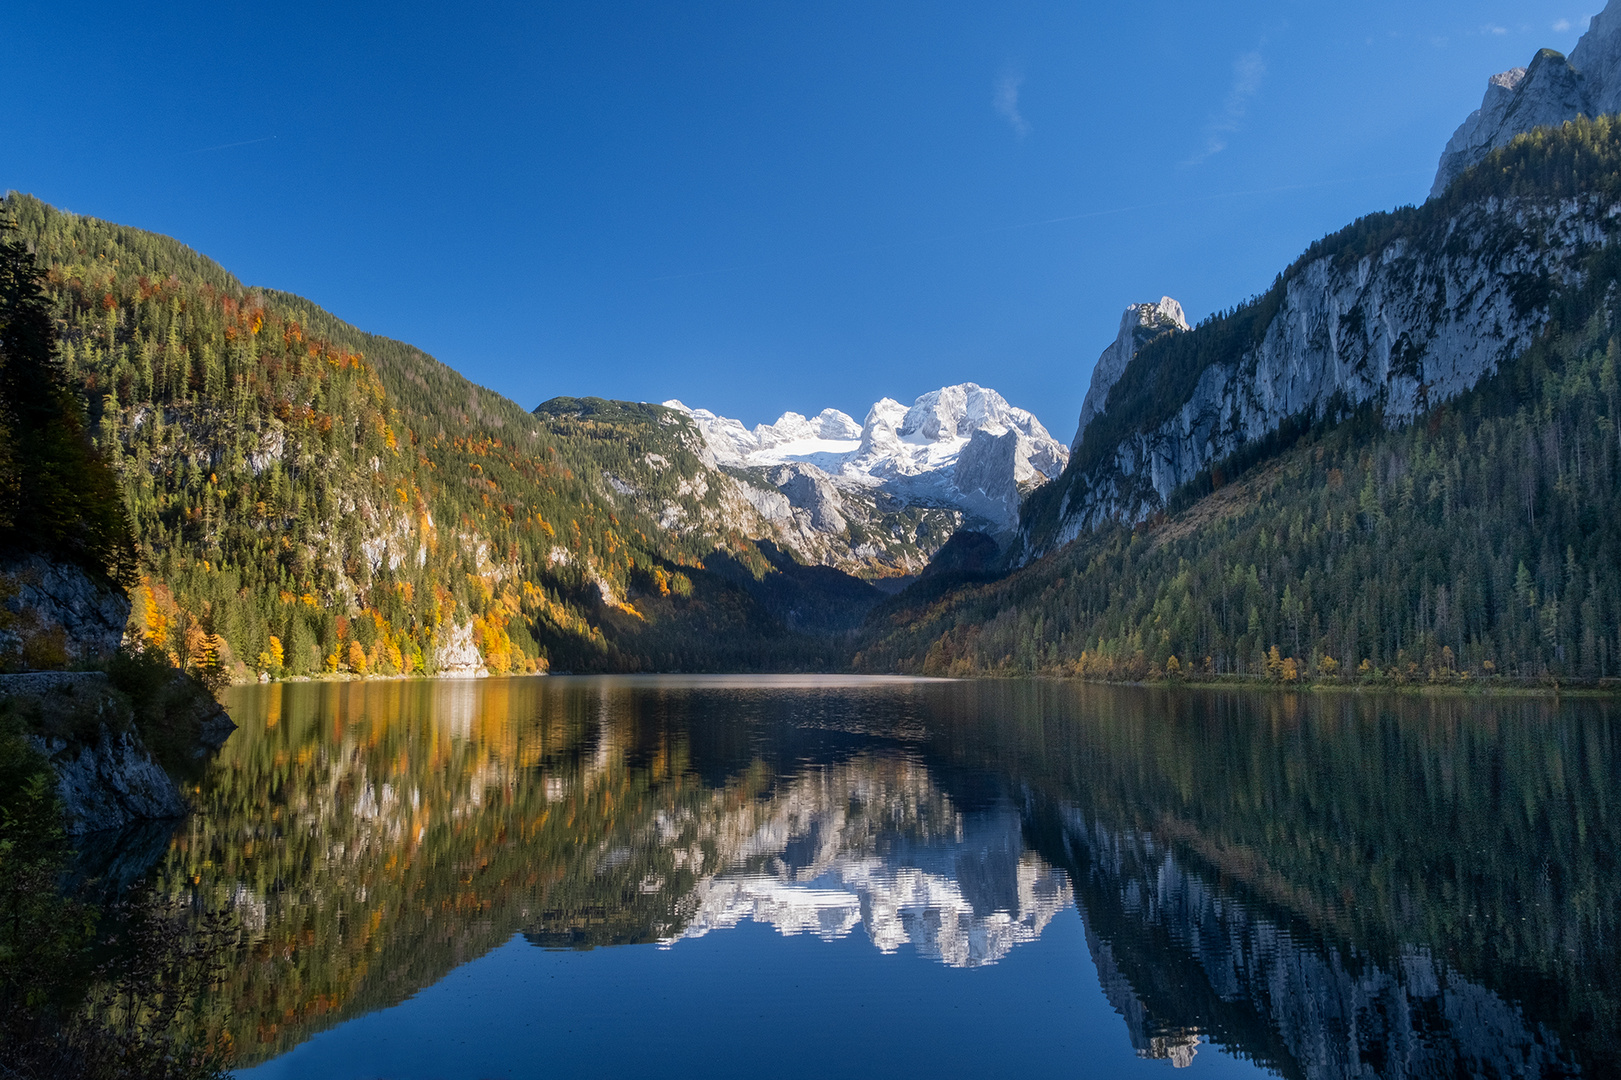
2;194;871;678
859;120;1621;683
1019;116;1621;563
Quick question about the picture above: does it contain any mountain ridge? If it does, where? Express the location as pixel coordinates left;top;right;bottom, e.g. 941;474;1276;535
2;192;907;678
1432;0;1621;195
1018;121;1621;564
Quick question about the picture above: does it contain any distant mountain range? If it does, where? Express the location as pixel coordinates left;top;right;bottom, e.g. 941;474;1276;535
668;383;1067;535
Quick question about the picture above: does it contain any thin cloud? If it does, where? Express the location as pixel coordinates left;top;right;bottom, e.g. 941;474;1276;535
180;136;277;156
1482;23;1509;35
994;73;1031;138
1554;18;1573;32
1185;51;1265;165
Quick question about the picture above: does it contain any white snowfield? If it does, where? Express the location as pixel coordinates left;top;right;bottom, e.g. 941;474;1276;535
669;854;1068;969
664;383;1067;533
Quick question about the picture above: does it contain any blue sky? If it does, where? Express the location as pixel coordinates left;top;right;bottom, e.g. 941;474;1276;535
0;1;1596;442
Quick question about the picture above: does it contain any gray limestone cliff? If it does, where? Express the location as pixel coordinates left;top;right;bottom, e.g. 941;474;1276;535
1022;193;1619;560
431;620;488;677
1571;2;1621;114
0;550;236;834
1432;4;1621;197
1073;297;1188;452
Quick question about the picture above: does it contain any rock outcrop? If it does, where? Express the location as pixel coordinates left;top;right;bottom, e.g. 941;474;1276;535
0;556;131;667
33;723;187;834
4;671;191;834
1432;5;1621;196
1570;2;1621;114
431;620;488;678
766;463;849;534
1073;297;1188;451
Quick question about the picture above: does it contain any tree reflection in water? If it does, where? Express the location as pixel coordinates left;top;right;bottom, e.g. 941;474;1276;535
133;677;1615;1076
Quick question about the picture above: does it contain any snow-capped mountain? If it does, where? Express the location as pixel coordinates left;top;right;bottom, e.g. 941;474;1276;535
666;383;1068;534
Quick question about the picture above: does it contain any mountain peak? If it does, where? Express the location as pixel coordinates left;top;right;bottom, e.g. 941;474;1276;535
1073;298;1188;452
1431;7;1621;196
669;383;1067;533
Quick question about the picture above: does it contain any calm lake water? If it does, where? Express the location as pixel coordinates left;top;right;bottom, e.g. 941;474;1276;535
131;676;1620;1078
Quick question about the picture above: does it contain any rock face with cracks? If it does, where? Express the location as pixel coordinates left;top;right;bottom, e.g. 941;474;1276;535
1022;193;1620;561
5;669;234;834
0;556;130;667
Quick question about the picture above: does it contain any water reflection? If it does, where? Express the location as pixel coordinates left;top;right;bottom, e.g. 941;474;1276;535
660;759;1070;967
1062;815;1573;1076
145;678;1618;1076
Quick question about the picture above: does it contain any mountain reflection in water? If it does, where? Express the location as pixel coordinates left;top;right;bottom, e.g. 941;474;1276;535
656;760;1069;967
135;677;1617;1077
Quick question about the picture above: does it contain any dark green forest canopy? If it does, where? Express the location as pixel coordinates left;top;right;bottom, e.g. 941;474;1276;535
0;213;131;578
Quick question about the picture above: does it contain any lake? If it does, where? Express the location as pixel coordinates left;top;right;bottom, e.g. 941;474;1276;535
124;676;1620;1078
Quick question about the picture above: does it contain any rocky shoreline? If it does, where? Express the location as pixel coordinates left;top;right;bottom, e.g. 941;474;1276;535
2;669;235;834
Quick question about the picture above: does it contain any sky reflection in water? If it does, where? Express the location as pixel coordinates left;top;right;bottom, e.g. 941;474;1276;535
137;676;1617;1079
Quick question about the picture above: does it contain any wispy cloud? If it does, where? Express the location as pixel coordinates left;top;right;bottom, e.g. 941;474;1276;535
994;73;1030;138
1554;18;1573;32
1185;51;1265;165
1482;23;1509;35
180;135;277;156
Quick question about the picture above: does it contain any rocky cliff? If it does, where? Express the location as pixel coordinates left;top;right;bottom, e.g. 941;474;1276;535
1432;2;1621;196
3;669;233;833
0;556;130;668
1019;188;1617;560
1072;297;1188;451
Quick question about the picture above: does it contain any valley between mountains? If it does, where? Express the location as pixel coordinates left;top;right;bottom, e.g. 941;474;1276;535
9;9;1621;686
